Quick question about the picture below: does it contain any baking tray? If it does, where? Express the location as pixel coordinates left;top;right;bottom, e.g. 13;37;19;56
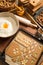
0;29;43;65
9;29;43;65
34;7;43;27
14;29;43;65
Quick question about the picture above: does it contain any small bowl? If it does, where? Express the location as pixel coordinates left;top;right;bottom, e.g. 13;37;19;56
0;12;19;38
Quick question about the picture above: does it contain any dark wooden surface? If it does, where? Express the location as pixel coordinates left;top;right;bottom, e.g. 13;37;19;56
0;60;8;65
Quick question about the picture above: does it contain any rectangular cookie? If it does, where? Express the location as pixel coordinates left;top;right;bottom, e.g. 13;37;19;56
29;0;40;6
5;41;22;58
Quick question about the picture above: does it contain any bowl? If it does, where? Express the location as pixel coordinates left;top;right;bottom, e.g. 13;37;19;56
0;12;19;38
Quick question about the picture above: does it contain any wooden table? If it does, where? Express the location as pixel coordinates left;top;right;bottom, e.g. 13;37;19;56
0;60;8;65
0;2;43;64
